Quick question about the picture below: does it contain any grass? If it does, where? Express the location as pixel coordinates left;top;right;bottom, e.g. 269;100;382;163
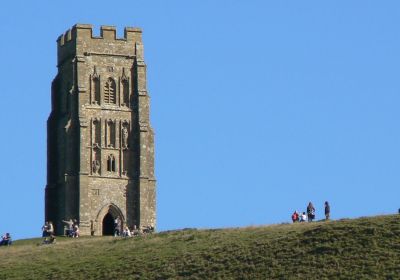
0;215;399;279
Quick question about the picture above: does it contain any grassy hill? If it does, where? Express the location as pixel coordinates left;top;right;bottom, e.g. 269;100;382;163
0;215;399;279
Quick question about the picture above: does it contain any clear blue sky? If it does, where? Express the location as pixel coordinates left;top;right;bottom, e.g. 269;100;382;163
1;1;400;239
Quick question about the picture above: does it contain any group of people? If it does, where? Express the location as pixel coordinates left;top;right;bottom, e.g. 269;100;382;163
120;225;141;237
62;219;80;238
113;217;154;237
41;221;54;236
0;233;12;246
40;217;152;240
291;201;330;223
41;219;80;244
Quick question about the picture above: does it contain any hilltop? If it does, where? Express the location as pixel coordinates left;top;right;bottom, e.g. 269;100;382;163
0;215;399;279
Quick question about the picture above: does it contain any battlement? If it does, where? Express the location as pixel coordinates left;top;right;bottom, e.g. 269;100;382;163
57;24;143;66
57;24;142;47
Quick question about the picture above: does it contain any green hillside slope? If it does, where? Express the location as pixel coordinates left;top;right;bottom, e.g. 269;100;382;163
0;215;399;279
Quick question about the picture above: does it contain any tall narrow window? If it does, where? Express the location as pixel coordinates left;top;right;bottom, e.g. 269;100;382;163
107;120;116;147
93;77;100;104
93;119;101;146
122;80;129;106
122;150;129;176
92;66;100;104
104;78;116;104
107;154;116;172
121;68;130;107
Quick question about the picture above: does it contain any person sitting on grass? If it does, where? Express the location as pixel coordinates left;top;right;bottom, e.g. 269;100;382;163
131;225;140;236
42;222;49;237
142;225;154;234
122;226;131;237
0;233;12;246
43;234;56;245
300;212;307;222
72;223;80;238
62;219;74;237
48;221;54;236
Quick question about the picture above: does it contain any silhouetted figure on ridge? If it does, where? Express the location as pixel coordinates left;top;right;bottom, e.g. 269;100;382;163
325;201;330;220
307;202;315;222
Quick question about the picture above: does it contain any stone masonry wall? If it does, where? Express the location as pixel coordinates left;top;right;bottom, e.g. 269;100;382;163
46;24;156;236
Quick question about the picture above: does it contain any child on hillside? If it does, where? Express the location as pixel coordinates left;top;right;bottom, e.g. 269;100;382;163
300;212;307;222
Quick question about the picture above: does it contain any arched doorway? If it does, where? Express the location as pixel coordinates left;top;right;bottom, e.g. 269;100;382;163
102;212;115;235
96;203;125;236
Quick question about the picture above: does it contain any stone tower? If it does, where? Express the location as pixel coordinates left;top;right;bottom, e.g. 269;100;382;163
45;24;156;236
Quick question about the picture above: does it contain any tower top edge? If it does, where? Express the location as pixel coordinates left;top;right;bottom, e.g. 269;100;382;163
57;24;142;47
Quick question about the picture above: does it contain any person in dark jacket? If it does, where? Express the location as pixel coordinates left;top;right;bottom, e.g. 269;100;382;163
325;201;330;220
0;233;12;246
307;202;315;222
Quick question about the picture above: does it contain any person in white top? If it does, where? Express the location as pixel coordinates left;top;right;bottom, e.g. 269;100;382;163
48;222;54;235
122;226;131;237
62;219;74;237
73;224;80;238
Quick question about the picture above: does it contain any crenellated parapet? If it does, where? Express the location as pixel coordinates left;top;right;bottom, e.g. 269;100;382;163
57;24;143;66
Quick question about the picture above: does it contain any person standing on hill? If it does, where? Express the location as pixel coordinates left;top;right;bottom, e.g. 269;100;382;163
325;201;330;220
114;217;121;237
291;211;299;223
307;202;315;222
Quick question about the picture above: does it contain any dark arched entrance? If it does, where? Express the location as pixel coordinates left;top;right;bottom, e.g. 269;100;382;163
96;203;125;236
102;212;115;235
